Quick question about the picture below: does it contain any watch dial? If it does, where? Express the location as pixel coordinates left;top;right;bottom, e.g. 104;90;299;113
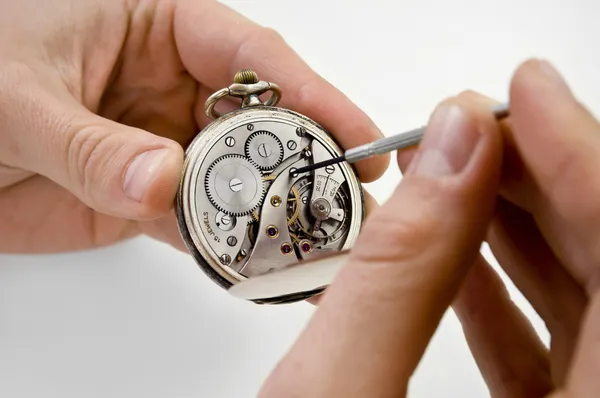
178;108;363;294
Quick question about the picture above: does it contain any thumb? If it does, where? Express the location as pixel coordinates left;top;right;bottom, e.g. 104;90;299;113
259;98;503;397
0;80;183;220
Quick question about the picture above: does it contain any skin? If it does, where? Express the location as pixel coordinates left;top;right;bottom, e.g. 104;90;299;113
260;61;600;397
0;0;388;253
450;60;600;398
1;1;599;397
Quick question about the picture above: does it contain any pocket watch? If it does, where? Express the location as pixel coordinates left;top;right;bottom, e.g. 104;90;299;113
176;69;365;304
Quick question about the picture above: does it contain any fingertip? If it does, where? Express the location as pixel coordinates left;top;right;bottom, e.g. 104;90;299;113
63;117;185;222
128;142;184;219
397;147;418;172
355;152;390;182
509;58;540;105
510;58;573;110
454;256;508;320
511;58;544;88
403;93;504;193
361;188;380;216
307;294;324;306
138;209;188;252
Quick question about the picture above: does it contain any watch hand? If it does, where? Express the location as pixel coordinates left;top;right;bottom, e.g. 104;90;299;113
291;102;510;176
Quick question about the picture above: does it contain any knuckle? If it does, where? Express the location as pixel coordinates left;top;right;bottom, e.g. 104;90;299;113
538;147;600;278
234;25;321;111
66;124;112;198
256;26;286;45
0;62;79;172
234;26;285;66
0;62;36;162
546;145;598;215
294;78;316;107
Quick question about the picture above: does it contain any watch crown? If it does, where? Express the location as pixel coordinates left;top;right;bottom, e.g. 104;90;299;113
234;69;259;84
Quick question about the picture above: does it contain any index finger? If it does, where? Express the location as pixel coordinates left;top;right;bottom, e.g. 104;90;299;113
173;0;389;182
257;97;503;396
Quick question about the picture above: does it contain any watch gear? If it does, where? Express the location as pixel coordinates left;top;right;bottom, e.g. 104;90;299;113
176;69;365;304
286;177;349;246
244;131;284;170
205;154;266;217
248;208;260;225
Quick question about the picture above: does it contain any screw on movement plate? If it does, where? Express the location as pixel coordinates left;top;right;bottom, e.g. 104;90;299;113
236;249;248;262
227;236;238;247
287;140;298;150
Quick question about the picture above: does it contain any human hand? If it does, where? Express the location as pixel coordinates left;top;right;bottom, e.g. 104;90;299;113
257;93;505;395
436;60;600;398
258;59;600;397
392;59;600;397
0;0;387;253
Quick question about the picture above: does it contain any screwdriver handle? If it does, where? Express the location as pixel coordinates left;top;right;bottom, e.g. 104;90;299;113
344;126;425;163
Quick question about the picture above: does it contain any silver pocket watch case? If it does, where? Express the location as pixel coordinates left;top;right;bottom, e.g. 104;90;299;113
176;69;365;304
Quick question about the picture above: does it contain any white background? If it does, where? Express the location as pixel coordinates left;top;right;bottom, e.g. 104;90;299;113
1;0;599;397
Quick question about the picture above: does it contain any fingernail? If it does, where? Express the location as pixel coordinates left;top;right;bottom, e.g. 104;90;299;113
123;149;169;202
407;105;481;177
536;59;570;92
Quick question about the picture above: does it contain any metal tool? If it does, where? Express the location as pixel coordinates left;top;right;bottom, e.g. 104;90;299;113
291;102;510;176
231;102;512;302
